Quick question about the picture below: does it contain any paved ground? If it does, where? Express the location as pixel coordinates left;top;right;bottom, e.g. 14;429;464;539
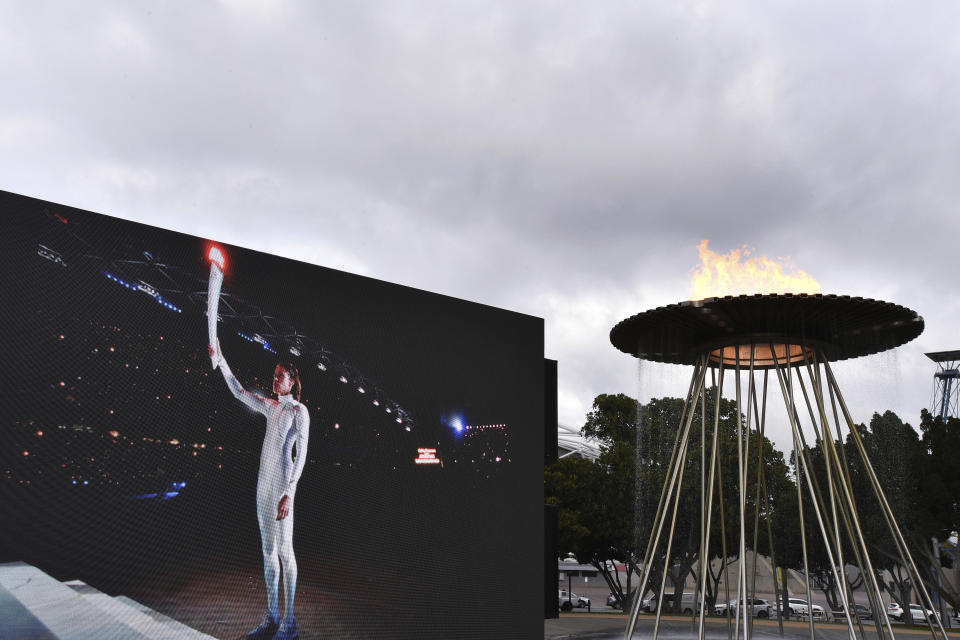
545;612;960;639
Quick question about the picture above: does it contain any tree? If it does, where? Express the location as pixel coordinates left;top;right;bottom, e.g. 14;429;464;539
545;456;595;557
547;394;639;609
917;410;960;614
548;391;799;615
838;411;946;624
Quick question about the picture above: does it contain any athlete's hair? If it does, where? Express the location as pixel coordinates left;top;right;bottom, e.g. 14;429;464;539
277;362;302;402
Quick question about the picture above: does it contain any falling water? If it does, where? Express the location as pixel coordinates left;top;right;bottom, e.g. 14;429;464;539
635;355;649;563
879;348;902;416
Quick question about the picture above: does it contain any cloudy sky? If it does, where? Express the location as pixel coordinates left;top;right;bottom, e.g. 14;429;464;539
3;1;959;454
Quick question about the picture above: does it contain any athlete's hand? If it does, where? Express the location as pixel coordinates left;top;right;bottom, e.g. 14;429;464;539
277;495;291;520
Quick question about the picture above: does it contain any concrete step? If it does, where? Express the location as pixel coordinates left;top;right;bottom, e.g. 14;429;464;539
0;562;149;640
63;581;216;640
0;576;57;640
0;562;215;640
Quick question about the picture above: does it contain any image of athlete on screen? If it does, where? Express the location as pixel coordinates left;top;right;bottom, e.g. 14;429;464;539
209;339;310;640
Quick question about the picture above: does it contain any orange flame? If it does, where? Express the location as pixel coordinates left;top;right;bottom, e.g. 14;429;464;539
689;240;821;300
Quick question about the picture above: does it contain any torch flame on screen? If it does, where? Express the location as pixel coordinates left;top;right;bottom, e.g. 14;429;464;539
208;245;226;272
689;239;821;300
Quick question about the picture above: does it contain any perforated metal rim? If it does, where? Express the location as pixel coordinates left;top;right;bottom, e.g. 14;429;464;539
610;293;924;368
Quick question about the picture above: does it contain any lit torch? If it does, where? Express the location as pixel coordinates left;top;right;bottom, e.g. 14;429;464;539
207;245;226;368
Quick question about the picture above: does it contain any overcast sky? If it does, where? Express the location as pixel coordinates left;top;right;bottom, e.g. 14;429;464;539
3;1;959;455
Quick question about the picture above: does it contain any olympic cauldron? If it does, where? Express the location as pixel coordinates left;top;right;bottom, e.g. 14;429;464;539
610;294;944;640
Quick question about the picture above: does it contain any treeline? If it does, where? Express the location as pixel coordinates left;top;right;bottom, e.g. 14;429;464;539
545;393;960;621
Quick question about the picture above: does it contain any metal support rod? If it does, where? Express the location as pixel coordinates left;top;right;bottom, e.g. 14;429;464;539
805;360;867;640
697;362;726;640
772;350;859;640
758;427;785;637
717;367;734;640
822;358;949;640
808;360;867;640
733;348;754;640
794;367;856;635
825;356;945;639
749;366;766;638
777;349;817;640
692;379;707;633
653;357;710;639
733;352;744;640
626;357;709;640
744;349;756;640
624;358;704;635
804;356;891;639
652;384;699;640
817;357;896;640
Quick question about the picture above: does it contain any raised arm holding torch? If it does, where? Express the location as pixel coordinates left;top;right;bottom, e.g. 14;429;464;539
207;245;225;368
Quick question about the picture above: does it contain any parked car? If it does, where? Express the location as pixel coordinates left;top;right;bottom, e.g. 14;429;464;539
888;602;936;623
607;591;636;609
779;598;825;619
852;604;873;620
715;598;773;618
558;589;590;611
641;592;701;614
906;604;937;623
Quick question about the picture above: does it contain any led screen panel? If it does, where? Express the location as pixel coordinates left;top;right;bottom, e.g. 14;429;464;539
0;190;544;639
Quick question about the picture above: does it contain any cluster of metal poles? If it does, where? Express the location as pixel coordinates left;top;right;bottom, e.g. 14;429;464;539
623;344;948;640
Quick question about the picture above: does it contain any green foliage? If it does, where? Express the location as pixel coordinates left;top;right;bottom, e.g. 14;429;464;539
582;393;637;448
797;409;960;616
552;390;960;618
546;396;641;607
920;409;960;535
545;456;597;557
549;388;798;612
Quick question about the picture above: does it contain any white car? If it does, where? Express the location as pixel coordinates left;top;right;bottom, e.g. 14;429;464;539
780;598;825;619
558;589;590;611
641;592;701;614
715;598;773;618
887;602;937;623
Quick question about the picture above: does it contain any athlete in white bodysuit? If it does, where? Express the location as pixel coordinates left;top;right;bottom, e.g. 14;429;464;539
210;341;310;640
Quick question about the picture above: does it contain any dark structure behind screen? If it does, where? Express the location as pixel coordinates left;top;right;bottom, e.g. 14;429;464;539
543;358;559;618
544;359;558;466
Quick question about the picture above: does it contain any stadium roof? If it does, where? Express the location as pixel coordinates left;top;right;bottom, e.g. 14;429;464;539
557;424;601;462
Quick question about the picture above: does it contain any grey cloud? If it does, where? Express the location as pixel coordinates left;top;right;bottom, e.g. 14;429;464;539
2;1;959;440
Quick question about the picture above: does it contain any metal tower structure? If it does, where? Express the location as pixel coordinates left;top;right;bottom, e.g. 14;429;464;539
926;351;960;421
610;294;943;640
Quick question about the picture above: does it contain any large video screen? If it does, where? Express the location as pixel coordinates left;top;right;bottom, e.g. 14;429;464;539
0;190;545;639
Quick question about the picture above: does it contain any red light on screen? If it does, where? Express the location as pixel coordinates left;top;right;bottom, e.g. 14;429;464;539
415;448;441;465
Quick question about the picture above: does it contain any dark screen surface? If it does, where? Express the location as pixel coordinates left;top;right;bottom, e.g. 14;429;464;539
0;190;544;639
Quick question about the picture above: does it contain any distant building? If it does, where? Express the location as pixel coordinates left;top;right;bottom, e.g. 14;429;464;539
558;554;599;580
557;424;601;462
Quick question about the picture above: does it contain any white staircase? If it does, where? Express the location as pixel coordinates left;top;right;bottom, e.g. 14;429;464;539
0;562;217;640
